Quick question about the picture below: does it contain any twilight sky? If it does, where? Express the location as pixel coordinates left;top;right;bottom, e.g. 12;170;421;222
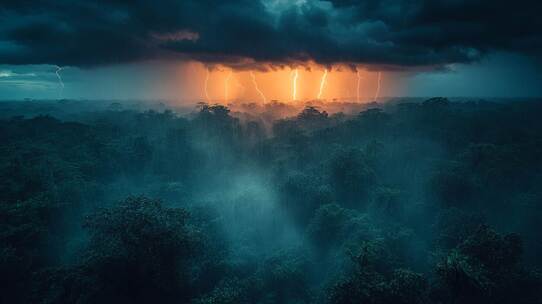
1;0;541;101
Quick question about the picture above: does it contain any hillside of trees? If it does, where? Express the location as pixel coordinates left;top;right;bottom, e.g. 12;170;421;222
1;98;542;303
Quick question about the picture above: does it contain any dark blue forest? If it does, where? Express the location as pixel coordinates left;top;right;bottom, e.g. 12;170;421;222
1;98;542;303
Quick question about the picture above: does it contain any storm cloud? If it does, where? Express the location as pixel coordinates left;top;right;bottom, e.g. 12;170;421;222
1;0;541;69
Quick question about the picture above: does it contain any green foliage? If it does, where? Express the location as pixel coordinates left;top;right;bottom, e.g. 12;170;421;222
329;241;428;304
257;252;312;303
326;147;376;208
434;225;542;304
2;100;542;303
0;195;59;303
306;204;378;254
195;251;312;304
372;186;403;217
32;197;207;304
433;208;485;250
193;278;251;304
279;172;333;226
307;204;352;250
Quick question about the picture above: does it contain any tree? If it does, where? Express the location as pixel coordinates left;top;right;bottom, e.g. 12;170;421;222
434;225;542;304
329;241;428;304
326;148;376;208
36;197;206;304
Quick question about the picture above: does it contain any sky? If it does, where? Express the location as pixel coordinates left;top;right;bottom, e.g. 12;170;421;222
1;0;541;101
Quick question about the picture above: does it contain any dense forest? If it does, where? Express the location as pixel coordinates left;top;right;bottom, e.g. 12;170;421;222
1;98;542;304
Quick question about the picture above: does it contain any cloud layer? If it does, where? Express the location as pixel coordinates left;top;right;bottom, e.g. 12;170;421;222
1;0;540;69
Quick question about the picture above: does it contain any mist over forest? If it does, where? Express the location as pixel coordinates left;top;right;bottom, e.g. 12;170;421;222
1;98;542;304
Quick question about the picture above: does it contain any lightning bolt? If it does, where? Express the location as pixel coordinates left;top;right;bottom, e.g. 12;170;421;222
204;68;210;102
292;68;299;101
356;70;361;103
250;71;266;103
317;69;328;100
54;65;64;98
374;71;382;101
224;70;233;102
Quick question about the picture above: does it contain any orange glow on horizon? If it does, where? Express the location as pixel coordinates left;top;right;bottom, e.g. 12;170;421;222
174;62;390;104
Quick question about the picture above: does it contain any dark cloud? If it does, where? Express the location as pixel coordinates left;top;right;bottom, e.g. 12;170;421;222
0;0;540;69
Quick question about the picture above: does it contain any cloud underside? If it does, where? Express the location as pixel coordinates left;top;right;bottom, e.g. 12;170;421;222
0;0;540;70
